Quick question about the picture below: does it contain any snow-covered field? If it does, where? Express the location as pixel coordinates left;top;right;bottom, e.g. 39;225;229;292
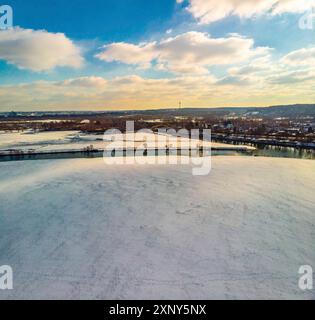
0;156;314;299
0;131;255;153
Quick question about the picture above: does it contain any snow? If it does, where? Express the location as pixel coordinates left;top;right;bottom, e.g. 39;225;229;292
0;131;255;153
0;156;314;300
0;131;79;150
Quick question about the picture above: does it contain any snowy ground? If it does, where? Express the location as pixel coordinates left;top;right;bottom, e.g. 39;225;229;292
0;156;314;299
0;131;255;153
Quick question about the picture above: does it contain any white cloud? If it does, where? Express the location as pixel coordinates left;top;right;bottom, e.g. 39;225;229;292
225;48;315;85
272;0;315;14
268;69;315;84
281;46;315;66
0;75;217;110
96;31;270;74
95;42;157;69
60;77;107;88
184;0;315;24
0;27;84;71
1;43;315;110
2;64;315;111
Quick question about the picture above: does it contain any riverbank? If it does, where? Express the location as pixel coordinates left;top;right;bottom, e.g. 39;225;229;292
0;131;255;162
211;134;315;150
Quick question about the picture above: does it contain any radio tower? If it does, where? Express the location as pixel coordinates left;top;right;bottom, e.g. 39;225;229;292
179;101;184;128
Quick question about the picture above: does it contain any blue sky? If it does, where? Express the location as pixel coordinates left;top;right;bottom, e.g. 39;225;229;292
2;0;180;84
0;0;315;110
7;0;176;40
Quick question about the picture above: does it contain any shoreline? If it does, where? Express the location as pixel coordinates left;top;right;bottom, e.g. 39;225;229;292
211;135;315;150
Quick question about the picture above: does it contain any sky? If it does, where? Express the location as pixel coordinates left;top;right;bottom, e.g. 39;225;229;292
0;0;315;111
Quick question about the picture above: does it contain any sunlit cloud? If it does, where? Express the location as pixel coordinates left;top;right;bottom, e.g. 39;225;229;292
1;63;315;111
96;31;270;75
0;27;84;71
281;46;315;66
182;0;315;24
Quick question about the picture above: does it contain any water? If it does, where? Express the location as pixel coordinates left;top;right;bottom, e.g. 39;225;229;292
251;144;315;160
0;130;314;162
211;140;315;160
1;146;313;162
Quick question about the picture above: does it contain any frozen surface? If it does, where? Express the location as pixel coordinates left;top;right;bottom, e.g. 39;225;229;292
0;157;314;299
0;131;255;153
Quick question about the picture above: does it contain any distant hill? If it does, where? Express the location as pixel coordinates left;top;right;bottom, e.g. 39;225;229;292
252;104;315;117
124;104;315;118
1;104;315;119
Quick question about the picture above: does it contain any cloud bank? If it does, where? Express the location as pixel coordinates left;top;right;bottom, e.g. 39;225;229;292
96;31;269;74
